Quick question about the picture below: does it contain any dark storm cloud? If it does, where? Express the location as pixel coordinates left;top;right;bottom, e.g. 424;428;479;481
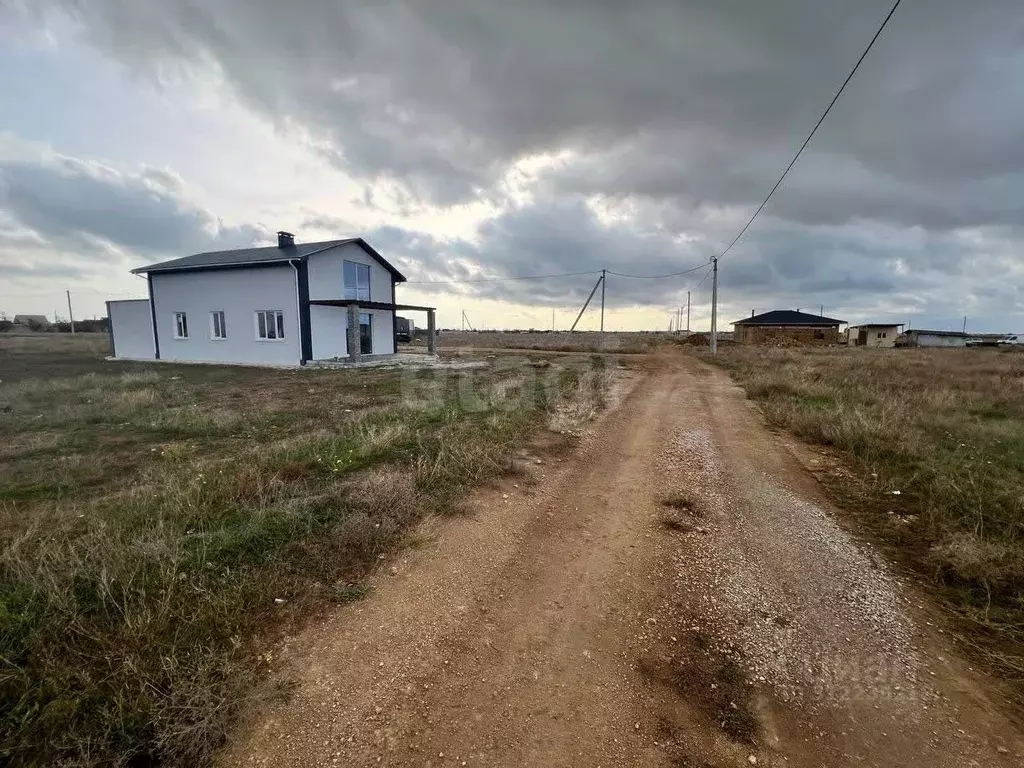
38;0;1024;218
0;152;267;275
17;0;1024;326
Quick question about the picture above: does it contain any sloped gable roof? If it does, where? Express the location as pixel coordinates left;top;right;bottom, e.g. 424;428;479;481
732;309;845;326
132;238;407;281
13;314;50;324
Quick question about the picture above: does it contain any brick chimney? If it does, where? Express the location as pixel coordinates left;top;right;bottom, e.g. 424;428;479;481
277;231;295;248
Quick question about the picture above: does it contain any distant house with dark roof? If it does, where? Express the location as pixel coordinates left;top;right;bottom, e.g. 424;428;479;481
107;232;436;366
731;309;845;346
13;314;50;328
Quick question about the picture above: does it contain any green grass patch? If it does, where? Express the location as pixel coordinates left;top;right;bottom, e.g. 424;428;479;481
0;335;612;766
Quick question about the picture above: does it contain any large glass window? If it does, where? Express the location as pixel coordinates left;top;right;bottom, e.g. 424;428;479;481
359;313;373;355
344;261;371;301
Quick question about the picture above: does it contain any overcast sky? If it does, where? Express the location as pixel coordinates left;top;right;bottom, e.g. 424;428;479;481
1;1;1022;331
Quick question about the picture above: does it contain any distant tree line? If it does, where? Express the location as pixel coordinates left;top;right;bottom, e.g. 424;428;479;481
0;317;109;333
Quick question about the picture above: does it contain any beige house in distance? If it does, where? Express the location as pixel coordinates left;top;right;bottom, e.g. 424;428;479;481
847;323;903;348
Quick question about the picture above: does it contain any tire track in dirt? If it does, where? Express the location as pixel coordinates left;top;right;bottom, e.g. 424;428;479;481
223;349;1023;767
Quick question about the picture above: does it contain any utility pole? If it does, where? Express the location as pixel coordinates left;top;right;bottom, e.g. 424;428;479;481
710;258;719;355
66;290;76;334
820;304;824;317
552;308;555;331
686;290;691;332
570;274;605;332
600;269;606;334
962;316;967;333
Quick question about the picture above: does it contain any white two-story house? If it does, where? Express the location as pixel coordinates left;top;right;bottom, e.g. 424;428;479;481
106;232;435;366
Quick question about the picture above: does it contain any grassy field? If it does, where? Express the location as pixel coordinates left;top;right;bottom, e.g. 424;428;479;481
711;346;1024;677
0;334;612;766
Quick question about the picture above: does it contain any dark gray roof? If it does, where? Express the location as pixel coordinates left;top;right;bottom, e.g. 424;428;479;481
132;238;407;281
732;309;845;327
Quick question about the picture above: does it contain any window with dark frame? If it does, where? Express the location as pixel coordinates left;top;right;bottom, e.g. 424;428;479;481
344;261;371;301
256;310;284;340
173;312;188;339
359;312;373;355
211;311;227;340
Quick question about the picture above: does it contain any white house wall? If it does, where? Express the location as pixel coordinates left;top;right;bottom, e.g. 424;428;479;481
151;266;301;365
108;299;155;359
916;334;966;348
309;306;395;359
307;242;393;303
310;305;347;360
307;241;396;357
367;308;395;355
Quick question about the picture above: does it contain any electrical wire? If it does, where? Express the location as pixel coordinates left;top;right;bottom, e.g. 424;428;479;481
605;261;713;279
696;264;715;289
404;269;600;285
715;0;904;262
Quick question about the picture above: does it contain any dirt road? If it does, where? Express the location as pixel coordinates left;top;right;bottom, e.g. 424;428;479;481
225;350;1022;767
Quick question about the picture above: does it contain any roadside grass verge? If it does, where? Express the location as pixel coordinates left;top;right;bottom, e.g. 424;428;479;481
709;346;1024;679
0;338;612;766
440;330;671;354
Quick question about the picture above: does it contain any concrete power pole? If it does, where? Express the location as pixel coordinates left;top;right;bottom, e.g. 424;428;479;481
600;269;606;334
686;290;691;332
66;290;76;334
710;258;718;355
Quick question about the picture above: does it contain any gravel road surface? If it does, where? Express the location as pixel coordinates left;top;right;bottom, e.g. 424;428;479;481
224;349;1022;767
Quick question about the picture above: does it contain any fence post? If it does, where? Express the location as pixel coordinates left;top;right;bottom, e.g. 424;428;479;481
427;309;437;355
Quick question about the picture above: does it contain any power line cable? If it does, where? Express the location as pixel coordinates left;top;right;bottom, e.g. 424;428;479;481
405;269;600;285
606;261;712;279
715;0;904;262
696;264;715;289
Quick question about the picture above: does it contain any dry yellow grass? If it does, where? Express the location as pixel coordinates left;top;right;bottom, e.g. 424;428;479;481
711;345;1024;674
